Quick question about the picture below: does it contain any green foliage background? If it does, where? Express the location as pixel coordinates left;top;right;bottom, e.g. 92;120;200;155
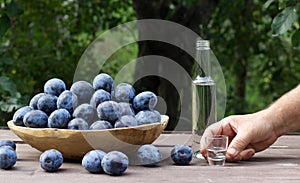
1;0;300;127
0;0;137;124
208;0;300;115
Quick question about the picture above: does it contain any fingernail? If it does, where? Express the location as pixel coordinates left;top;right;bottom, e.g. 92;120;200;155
247;151;255;157
227;148;238;157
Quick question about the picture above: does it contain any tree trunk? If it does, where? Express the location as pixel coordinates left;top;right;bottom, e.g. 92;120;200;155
132;0;218;130
234;57;248;114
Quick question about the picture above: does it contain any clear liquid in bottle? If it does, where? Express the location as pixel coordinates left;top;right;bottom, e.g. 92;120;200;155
192;78;216;158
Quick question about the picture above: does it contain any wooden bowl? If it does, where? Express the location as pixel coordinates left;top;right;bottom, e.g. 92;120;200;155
7;115;169;160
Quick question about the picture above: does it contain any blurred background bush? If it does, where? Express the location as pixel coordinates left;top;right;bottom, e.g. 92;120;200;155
1;0;300;130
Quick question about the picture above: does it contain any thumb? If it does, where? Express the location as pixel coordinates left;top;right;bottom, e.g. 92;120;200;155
227;133;250;159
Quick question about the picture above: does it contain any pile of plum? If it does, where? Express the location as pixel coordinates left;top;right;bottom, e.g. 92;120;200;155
0;139;193;175
12;73;161;130
0;73;194;175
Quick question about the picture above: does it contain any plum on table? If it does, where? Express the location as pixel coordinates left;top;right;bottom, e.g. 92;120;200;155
82;150;106;173
101;151;128;176
171;144;193;165
39;149;63;172
0;146;17;170
0;140;16;151
137;144;162;167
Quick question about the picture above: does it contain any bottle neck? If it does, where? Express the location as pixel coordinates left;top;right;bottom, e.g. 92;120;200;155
195;39;211;79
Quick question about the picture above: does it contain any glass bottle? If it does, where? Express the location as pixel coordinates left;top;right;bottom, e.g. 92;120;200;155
192;39;217;158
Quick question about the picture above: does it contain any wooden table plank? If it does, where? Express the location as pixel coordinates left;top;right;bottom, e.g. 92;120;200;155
1;130;300;183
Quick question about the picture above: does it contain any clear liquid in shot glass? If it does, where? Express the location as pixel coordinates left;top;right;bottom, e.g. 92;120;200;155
206;147;226;166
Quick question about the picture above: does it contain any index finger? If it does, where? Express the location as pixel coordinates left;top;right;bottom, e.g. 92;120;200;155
200;121;222;157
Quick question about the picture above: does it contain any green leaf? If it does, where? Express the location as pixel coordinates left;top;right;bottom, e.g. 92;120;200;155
279;0;288;10
0;100;21;113
0;76;21;112
263;0;275;9
271;6;298;35
0;14;10;37
292;29;300;48
0;76;19;97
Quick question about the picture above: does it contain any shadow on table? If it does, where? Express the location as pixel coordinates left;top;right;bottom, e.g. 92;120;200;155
225;156;300;167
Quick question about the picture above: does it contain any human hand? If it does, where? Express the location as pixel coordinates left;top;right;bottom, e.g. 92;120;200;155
200;111;279;161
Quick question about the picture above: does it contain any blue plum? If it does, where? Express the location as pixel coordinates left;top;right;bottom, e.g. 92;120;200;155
29;93;45;110
133;91;158;112
57;90;78;114
89;120;112;130
97;101;121;123
39;149;63;172
44;78;66;97
0;140;16;151
93;73;114;93
118;102;135;116
0;146;14;151
73;104;98;126
67;118;89;130
112;83;135;103
48;109;71;128
12;106;33;126
114;115;138;128
0;146;17;170
70;81;94;105
137;144;162;167
37;94;58;116
90;89;111;109
82;150;106;173
101;151;128;176
135;110;161;125
171;144;193;165
23;110;48;128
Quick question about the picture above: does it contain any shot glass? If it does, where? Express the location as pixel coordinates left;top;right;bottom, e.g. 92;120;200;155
205;135;228;166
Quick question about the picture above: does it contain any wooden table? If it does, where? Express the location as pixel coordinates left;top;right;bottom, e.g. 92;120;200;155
1;129;300;183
